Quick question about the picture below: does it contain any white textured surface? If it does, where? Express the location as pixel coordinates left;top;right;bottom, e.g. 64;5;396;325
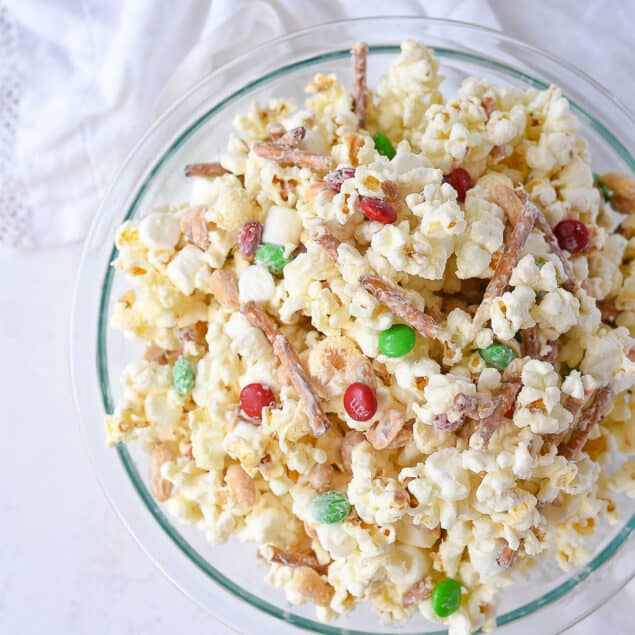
1;1;634;634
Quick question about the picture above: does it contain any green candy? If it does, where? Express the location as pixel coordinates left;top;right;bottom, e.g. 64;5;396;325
373;131;396;159
432;578;462;617
514;331;522;343
593;173;612;202
479;342;516;370
173;356;195;396
255;243;292;274
379;324;416;358
311;491;351;524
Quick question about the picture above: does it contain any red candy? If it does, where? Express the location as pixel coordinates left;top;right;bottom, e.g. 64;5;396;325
444;168;472;202
240;383;275;419
343;383;377;421
238;221;263;257
325;167;356;193
359;196;397;224
553;219;590;253
504;404;515;419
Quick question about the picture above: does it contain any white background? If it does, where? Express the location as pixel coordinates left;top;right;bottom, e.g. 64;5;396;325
1;2;634;634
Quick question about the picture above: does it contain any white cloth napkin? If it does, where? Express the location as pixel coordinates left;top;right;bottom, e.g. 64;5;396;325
1;0;500;248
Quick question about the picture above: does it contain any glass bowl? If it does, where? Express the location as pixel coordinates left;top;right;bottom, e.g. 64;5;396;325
70;16;635;635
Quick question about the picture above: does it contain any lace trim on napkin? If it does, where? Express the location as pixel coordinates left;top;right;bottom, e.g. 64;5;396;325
0;5;31;247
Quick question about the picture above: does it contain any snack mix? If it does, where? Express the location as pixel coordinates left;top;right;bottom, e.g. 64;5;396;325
106;40;635;634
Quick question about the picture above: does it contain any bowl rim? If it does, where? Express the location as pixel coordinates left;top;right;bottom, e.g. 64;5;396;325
71;15;635;635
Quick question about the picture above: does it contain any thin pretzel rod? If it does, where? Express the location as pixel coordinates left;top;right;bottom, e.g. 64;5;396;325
253;142;331;171
544;393;589;446
453;392;497;420
483;195;538;301
241;301;330;436
560;385;613;460
494;185;577;291
477;382;521;445
351;42;368;128
184;162;230;178
494;183;523;225
521;325;540;358
519;325;558;368
278;126;306;147
542;339;559;369
402;576;434;608
359;274;440;339
264;545;327;575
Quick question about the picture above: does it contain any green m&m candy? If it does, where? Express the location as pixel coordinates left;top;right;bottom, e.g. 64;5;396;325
373;131;396;159
173;356;195;396
432;578;462;617
479;342;516;370
255;243;292;274
379;324;416;358
311;491;351;524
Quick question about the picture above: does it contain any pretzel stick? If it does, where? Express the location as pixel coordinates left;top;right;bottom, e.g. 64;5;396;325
402;576;434;608
351;41;368;128
493;185;577;291
544;392;590;446
184;162;230;178
278;126;306;147
521;325;541;358
241;301;330;436
493;183;522;224
560;385;613;460
453;392;498;420
477;382;521;445
263;545;327;575
253;142;331;171
542;339;559;369
482;194;538;302
432;413;464;432
518;325;558;369
359;274;440;339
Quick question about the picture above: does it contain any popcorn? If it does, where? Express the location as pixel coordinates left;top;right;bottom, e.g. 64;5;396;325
489;286;536;340
514;360;571;434
104;40;635;635
532;289;580;339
